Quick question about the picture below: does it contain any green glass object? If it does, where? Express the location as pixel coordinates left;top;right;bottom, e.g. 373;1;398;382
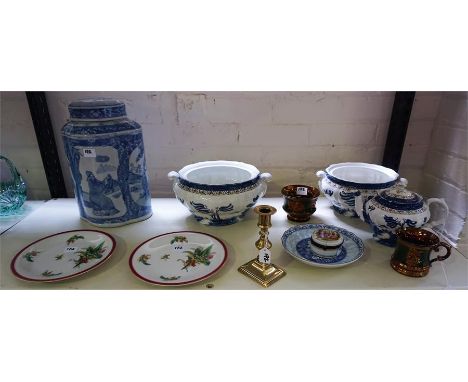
0;155;27;215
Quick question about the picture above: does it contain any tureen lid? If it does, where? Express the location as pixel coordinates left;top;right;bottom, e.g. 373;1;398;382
68;99;127;120
374;186;424;210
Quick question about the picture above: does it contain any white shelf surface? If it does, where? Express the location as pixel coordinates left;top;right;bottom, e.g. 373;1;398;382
1;198;466;289
0;201;49;235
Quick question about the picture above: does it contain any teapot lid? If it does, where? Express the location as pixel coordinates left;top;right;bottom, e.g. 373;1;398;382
374;186;424;211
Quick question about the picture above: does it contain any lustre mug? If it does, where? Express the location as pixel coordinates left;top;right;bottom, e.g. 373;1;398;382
390;227;451;277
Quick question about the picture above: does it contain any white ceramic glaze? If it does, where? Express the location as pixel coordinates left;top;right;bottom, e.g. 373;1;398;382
316;162;408;217
11;230;115;282
168;161;271;226
129;231;227;286
309;242;339;257
354;185;449;247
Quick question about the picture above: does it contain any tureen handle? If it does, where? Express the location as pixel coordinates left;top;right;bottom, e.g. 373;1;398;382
397;177;408;187
316;170;326;178
260;172;272;182
425;198;449;229
167;171;180;182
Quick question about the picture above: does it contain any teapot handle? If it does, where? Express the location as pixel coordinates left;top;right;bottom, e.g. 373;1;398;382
425;198;449;229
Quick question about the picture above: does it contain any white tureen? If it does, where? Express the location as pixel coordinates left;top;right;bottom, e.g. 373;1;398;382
168;161;272;226
316;162;408;217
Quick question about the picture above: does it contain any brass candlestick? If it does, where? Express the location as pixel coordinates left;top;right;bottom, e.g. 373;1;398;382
238;205;286;287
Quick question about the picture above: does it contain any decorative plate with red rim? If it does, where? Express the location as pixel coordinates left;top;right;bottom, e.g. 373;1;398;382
11;229;116;282
129;231;228;286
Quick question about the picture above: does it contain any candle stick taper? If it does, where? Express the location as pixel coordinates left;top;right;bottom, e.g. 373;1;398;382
238;205;286;287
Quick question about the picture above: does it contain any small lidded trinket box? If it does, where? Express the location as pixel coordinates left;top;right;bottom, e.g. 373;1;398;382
310;228;344;257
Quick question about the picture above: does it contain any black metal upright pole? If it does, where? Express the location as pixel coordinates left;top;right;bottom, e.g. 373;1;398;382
382;91;416;172
26;91;68;198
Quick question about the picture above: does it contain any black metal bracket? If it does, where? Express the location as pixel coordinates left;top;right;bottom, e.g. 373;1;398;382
26;92;68;198
382;91;416;172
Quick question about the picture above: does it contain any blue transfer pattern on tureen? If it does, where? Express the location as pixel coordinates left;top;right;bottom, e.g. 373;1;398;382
317;163;405;218
179;176;260;192
169;161;271;226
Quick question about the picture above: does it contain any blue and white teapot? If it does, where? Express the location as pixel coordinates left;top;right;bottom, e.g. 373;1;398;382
355;185;448;247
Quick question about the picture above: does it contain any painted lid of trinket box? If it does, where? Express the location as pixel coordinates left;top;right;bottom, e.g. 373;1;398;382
310;228;344;257
62;99;152;227
311;228;344;248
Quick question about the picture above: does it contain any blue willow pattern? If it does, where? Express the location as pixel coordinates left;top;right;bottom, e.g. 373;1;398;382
62;100;152;226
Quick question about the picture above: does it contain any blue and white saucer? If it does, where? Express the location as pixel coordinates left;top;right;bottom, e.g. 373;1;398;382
281;224;364;268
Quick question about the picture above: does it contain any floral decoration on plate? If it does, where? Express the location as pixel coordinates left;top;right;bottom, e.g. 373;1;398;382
129;231;227;286
10;230;116;282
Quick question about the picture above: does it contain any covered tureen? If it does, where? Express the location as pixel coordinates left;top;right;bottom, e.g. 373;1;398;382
168;160;271;226
316;162;407;217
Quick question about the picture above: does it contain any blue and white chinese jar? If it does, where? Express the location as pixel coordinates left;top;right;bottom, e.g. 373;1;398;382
62;99;152;227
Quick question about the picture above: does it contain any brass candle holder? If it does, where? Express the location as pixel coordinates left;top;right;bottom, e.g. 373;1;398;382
238;205;286;287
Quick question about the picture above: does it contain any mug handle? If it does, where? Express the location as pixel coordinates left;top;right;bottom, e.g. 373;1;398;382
429;242;452;264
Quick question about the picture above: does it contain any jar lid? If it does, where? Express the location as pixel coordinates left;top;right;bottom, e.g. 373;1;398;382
68;99;126;120
374;186;424;210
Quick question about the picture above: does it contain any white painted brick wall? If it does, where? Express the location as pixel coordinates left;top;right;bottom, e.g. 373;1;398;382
458;219;468;257
272;92;395;124
44;91;404;199
420;92;467;247
2;90;465;250
205;94;272;125
0;92;51;200
5;90;462;241
399;92;442;193
431;124;467;159
424;150;466;190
